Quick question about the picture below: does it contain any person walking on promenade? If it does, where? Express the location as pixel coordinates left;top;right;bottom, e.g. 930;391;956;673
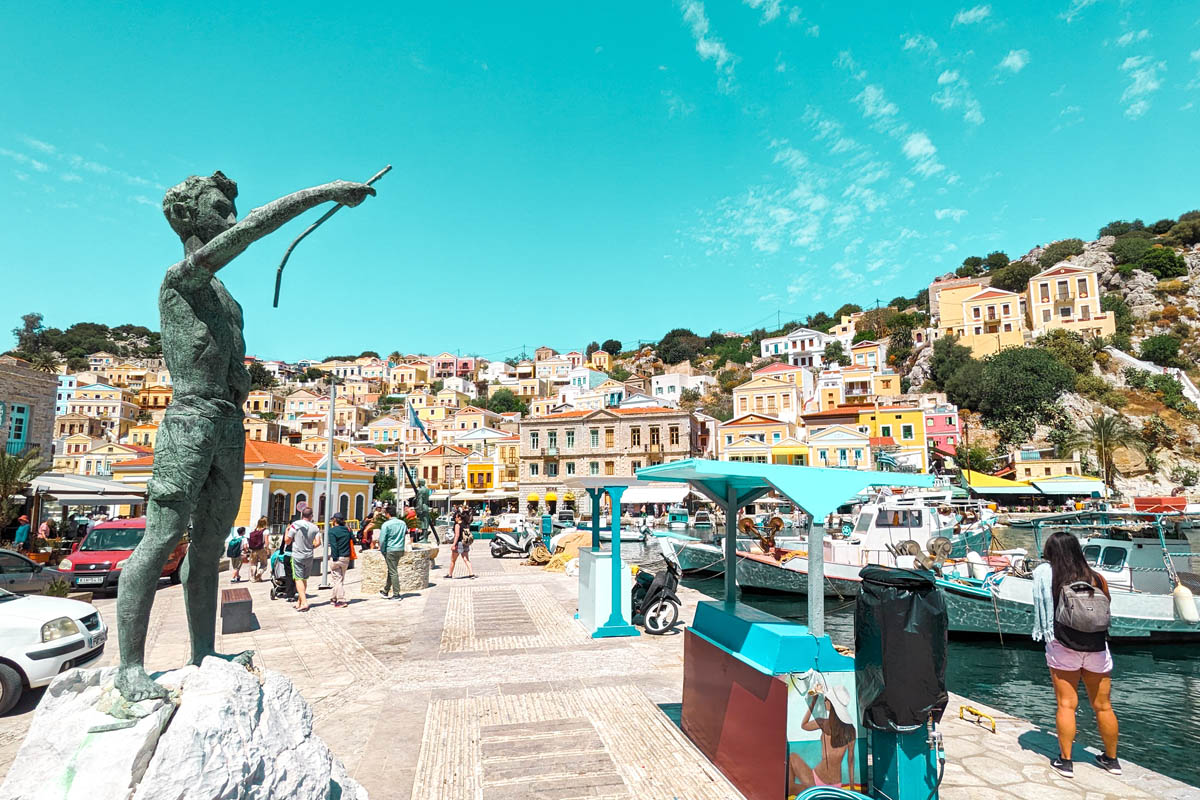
327;513;352;607
227;527;247;582
246;516;270;582
12;515;30;553
285;506;321;612
1033;531;1120;779
378;507;407;599
448;505;475;579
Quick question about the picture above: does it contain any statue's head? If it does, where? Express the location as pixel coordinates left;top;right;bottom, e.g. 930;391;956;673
417;478;427;488
162;171;239;247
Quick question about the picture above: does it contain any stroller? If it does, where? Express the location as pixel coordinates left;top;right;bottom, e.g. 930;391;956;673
268;541;298;602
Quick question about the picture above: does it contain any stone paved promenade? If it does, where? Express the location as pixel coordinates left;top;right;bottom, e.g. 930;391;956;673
2;545;1197;800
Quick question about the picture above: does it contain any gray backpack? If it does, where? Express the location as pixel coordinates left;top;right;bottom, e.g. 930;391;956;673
1055;580;1111;633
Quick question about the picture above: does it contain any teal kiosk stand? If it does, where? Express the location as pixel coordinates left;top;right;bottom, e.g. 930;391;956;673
638;460;940;800
564;478;640;638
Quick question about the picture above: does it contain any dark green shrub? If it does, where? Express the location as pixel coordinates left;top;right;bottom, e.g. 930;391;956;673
1109;236;1153;265
1038;239;1085;268
1136;246;1187;279
1098;220;1145;238
1140;334;1182;367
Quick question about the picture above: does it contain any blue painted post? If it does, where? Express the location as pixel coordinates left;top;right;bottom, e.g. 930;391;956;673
587;487;602;552
597;485;638;636
807;516;824;637
724;484;738;608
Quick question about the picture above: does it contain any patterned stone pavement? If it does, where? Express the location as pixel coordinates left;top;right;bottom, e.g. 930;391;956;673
1;545;1197;800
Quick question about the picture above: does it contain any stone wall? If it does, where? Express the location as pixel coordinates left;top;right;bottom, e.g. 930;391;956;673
0;358;57;461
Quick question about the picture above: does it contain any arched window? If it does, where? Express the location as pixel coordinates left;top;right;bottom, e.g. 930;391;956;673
338;493;350;518
354;494;365;521
318;493;326;521
269;492;291;528
295;492;308;515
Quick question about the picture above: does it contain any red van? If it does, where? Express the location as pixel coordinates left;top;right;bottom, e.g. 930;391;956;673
56;518;188;593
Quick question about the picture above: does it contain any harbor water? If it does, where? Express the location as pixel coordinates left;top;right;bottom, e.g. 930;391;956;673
622;525;1200;789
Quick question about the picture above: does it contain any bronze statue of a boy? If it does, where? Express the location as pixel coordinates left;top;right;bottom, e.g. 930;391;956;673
115;172;375;701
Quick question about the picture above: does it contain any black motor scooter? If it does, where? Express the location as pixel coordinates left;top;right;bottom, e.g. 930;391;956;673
630;559;682;635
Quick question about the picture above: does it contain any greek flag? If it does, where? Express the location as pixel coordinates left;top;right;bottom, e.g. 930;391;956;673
408;402;432;444
875;450;898;470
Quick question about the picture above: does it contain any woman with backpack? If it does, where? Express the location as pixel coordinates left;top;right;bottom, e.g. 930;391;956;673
1033;531;1121;779
246;516;270;582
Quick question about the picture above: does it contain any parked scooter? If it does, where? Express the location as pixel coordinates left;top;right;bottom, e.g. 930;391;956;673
490;519;540;559
630;560;682;634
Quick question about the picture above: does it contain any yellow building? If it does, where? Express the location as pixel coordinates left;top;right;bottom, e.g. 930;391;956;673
770;437;809;466
243;417;280;442
716;413;795;460
732;376;800;424
390;362;430;391
435;387;470;409
850;340;887;369
80;442;152;477
1010;447;1084;480
589;350;613;372
299;435;351;457
67;383;138;438
807;425;873;469
243;389;284;417
466;460;495;490
127;422;159;449
137;385;174;413
113;439;375;528
365;414;405;446
53;434;103;474
856;405;929;472
1026;263;1115;340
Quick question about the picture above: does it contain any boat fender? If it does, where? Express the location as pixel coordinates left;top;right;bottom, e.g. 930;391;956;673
965;550;988;581
1174;583;1200;623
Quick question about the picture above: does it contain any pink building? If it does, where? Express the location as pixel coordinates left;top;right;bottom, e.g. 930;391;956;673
925;404;961;455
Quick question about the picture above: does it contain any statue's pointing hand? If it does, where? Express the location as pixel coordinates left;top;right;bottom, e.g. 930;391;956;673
332;181;377;208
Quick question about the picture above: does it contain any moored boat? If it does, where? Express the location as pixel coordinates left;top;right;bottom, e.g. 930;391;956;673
666;505;690;529
692;509;714;528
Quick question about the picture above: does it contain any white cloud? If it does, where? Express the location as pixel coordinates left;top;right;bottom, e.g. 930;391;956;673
1116;30;1150;47
931;70;985;125
679;1;738;92
663;90;695;118
1120;55;1165;119
132;195;158;207
60;172;82;182
1060;0;1098;24
902;132;945;177
854;85;899;121
23;137;56;154
1191;48;1200;62
901;34;938;53
952;5;991;26
997;49;1030;73
743;0;782;22
770;140;809;172
934;208;967;222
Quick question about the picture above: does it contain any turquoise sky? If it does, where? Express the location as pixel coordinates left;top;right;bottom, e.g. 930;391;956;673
3;1;1198;361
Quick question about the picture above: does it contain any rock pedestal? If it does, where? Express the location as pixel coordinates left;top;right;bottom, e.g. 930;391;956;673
0;658;367;800
357;544;436;595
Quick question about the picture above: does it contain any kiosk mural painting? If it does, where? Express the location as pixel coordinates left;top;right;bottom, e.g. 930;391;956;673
786;670;866;797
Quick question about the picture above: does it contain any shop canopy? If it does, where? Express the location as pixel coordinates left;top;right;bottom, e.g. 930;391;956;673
26;472;147;506
614;484;702;506
1030;476;1107;497
960;469;1037;496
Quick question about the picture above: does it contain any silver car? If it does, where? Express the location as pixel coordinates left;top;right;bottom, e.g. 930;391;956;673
0;550;65;595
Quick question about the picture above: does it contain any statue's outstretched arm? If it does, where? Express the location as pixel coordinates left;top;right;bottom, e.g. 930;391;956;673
194;180;375;273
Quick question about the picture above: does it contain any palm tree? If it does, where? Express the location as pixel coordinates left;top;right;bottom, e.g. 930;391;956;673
1062;413;1148;491
29;352;60;373
387;351;403;364
0;447;44;529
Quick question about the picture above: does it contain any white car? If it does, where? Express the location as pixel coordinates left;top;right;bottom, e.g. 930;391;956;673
0;588;107;714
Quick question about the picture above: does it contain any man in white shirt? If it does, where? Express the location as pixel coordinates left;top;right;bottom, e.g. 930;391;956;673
285;506;322;612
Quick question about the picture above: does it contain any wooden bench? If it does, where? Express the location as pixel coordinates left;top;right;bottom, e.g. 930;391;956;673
220;587;253;634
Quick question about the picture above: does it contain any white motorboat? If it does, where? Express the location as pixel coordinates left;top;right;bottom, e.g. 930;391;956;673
666;505;690;529
692;509;714;528
735;494;998;596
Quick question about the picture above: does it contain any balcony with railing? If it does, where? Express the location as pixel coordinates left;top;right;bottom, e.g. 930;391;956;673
5;441;32;456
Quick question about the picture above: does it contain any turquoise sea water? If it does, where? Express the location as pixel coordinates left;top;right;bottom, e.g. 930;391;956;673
623;528;1200;789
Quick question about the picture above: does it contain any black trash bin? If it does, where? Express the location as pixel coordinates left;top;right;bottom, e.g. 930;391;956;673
855;565;948;731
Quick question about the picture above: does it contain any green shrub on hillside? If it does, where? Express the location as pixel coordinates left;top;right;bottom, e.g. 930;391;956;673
1165;217;1200;247
1109;236;1153;265
989;261;1040;292
1074;374;1108;399
1151;218;1176;234
1038;239;1085;268
1037;329;1093;374
1098;220;1145;238
985;251;1010;270
1136;247;1188;279
1140;334;1183;367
